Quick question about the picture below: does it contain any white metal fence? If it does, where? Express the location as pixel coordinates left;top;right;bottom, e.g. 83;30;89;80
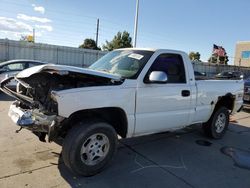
192;61;250;77
0;39;106;67
1;39;250;77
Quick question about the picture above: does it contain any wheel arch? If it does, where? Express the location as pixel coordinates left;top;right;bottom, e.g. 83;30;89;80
214;93;235;112
61;107;128;139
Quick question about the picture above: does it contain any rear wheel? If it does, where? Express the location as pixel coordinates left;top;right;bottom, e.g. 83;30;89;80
62;120;118;176
202;107;229;139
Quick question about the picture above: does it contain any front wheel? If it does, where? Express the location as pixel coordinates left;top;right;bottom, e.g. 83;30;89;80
202;107;229;139
62;120;118;176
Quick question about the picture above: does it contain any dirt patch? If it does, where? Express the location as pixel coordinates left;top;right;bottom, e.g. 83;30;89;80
34;150;58;161
13;158;35;171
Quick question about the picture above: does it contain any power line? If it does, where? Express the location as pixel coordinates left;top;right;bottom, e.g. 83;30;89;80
0;0;202;49
0;8;134;40
0;1;135;40
0;0;133;28
0;0;97;20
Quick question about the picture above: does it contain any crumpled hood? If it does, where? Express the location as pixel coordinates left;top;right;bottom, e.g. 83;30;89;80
0;63;123;113
16;64;122;81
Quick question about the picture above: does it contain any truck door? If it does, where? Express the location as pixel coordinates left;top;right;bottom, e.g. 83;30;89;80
135;53;192;135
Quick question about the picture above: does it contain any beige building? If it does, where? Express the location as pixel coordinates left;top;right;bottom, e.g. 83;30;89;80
234;41;250;67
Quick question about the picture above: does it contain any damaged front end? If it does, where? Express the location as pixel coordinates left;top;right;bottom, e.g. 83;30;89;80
0;75;64;142
8;101;63;142
0;64;123;142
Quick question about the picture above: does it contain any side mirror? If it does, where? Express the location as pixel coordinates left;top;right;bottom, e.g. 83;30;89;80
149;71;168;83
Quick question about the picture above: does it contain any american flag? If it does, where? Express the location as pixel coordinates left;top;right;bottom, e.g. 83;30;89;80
213;44;225;57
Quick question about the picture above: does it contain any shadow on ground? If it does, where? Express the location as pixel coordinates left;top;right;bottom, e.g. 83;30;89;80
242;105;250;113
0;92;14;101
57;123;250;188
57;129;193;188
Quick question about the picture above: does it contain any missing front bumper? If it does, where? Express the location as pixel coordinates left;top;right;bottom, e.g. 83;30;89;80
8;101;63;141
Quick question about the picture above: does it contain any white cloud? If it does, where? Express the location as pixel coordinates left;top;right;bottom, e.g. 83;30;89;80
0;30;42;39
35;25;53;32
0;17;33;33
34;6;45;14
0;14;51;40
32;4;45;14
0;17;47;40
17;14;51;23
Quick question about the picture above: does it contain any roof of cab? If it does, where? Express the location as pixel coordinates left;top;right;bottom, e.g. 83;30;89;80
114;48;186;54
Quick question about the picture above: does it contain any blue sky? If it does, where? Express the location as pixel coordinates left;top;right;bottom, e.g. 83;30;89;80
0;0;249;64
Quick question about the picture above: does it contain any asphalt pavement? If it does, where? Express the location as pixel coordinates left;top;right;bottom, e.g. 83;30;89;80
0;93;250;188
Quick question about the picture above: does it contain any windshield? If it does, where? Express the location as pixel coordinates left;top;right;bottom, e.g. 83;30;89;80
89;50;154;79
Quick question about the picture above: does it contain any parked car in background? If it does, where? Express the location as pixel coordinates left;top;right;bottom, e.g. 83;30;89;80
0;60;45;89
215;71;244;80
243;77;250;103
194;71;207;80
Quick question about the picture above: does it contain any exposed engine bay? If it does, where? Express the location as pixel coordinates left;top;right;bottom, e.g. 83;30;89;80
1;69;123;114
0;66;123;142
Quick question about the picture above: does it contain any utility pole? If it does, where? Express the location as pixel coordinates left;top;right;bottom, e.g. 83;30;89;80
96;18;99;47
133;0;139;47
33;28;35;43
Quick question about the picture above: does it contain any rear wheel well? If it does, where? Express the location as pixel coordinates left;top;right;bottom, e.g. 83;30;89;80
214;93;235;112
61;107;128;138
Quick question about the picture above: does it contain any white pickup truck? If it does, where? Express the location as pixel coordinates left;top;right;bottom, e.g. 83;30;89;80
1;48;244;176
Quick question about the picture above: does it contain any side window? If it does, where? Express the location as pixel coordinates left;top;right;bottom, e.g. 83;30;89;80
28;62;42;68
147;53;186;83
3;63;26;71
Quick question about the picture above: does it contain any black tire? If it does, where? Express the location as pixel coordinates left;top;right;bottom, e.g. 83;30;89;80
202;107;229;139
62;120;118;176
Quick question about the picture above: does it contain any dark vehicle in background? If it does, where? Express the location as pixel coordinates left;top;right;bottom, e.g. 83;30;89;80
194;71;207;80
215;71;244;80
244;78;250;103
0;60;45;89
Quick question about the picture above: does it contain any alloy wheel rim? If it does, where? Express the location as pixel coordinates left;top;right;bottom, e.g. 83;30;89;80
215;113;226;133
80;133;110;166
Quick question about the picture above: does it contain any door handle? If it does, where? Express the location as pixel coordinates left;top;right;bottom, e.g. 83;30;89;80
182;90;190;97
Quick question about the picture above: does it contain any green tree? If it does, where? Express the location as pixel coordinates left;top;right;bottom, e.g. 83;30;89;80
103;31;132;51
79;38;100;50
189;52;201;61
